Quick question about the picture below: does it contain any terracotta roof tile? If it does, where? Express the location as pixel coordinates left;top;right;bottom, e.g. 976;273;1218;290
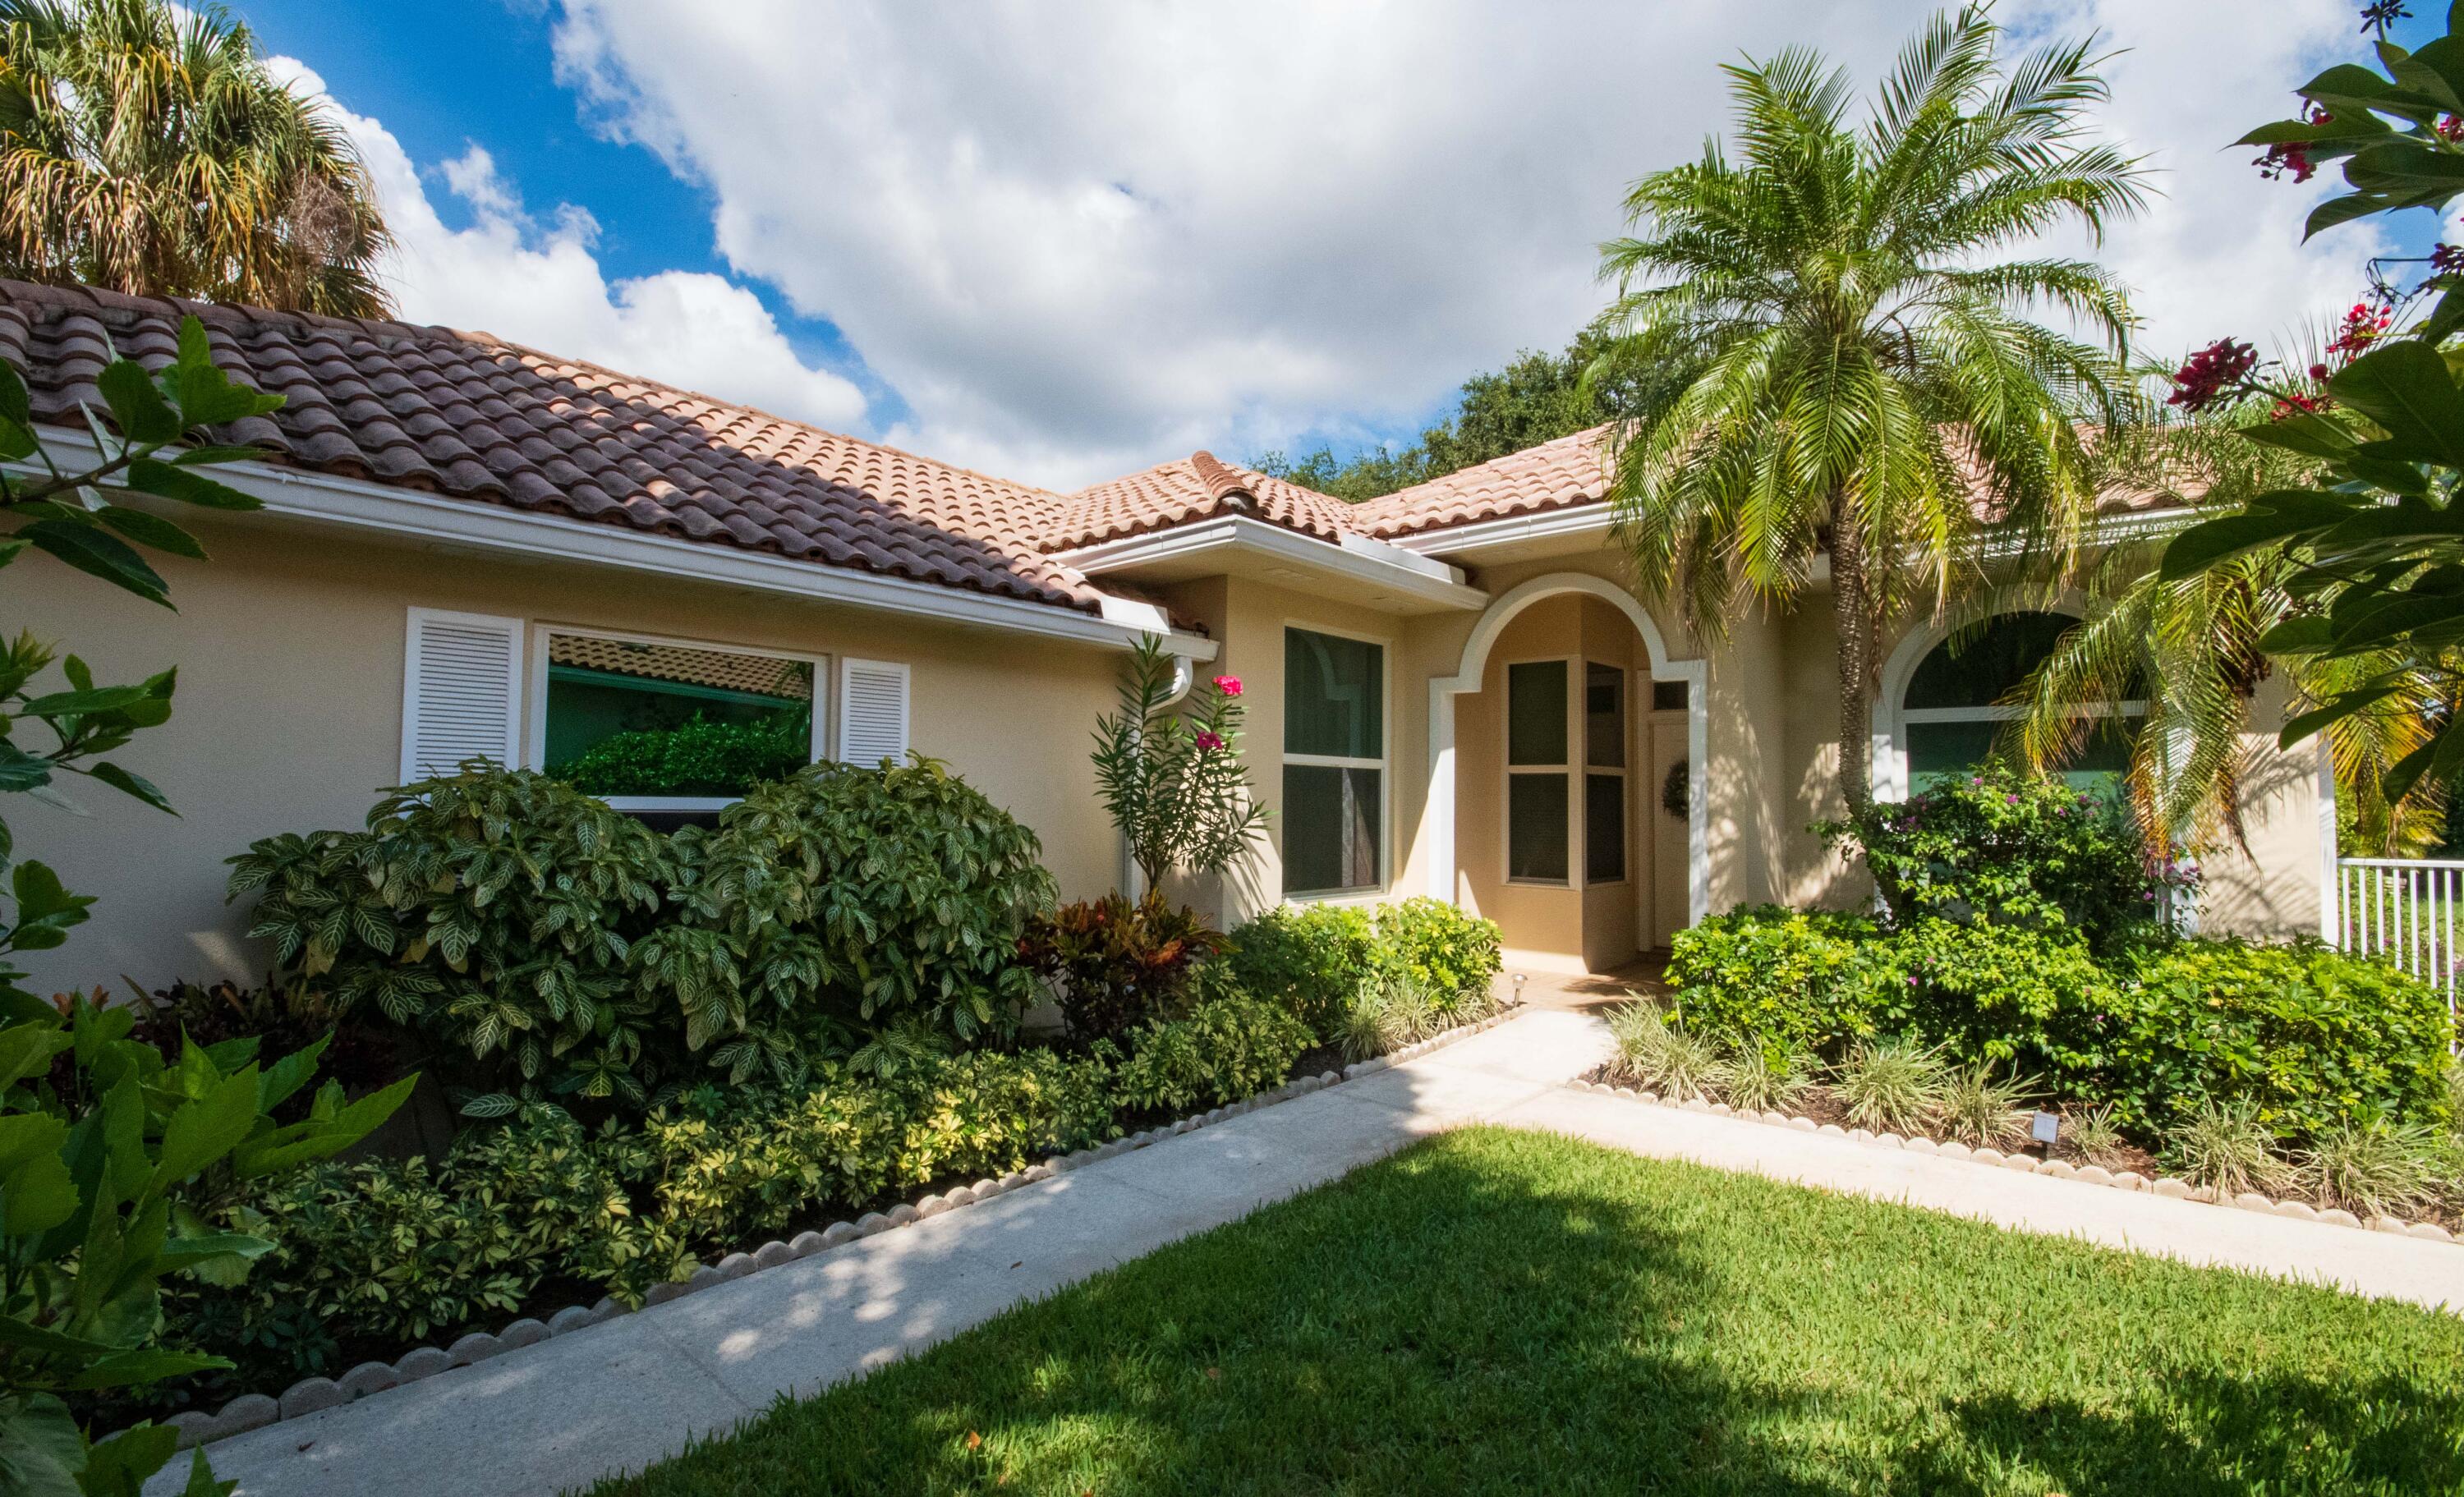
1351;425;1615;539
1048;451;1360;551
0;278;1102;616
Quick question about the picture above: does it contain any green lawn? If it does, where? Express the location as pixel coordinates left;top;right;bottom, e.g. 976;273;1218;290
588;1127;2464;1496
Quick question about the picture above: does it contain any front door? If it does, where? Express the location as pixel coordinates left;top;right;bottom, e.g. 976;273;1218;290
1642;700;1689;949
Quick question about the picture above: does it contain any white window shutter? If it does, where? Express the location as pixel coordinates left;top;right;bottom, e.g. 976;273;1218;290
837;659;910;767
401;608;525;782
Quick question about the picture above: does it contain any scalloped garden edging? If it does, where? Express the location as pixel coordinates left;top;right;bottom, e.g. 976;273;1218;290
154;1006;1521;1451
1561;1076;2461;1248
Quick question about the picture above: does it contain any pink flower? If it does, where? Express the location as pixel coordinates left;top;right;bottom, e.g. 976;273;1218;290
1212;675;1243;698
1193;731;1225;751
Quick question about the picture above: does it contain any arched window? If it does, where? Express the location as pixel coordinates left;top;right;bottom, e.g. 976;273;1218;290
1900;611;2144;792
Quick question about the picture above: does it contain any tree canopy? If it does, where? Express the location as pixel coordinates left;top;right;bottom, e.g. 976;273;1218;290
0;0;392;316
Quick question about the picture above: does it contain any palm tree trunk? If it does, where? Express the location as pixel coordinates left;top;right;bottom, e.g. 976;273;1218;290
1829;517;1873;820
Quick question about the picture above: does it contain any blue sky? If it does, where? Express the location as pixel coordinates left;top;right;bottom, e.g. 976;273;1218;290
235;2;2432;490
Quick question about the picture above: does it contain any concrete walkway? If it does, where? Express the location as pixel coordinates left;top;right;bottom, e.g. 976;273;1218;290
161;1008;2462;1497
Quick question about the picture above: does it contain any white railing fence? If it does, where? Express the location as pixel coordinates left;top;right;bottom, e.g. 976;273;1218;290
2329;858;2462;1036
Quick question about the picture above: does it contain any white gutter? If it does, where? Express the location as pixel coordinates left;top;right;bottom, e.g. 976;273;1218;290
1055;515;1489;612
25;432;1217;660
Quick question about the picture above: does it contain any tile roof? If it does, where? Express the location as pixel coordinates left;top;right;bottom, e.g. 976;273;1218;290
1048;451;1362;551
0;278;1103;615
1349;425;1615;539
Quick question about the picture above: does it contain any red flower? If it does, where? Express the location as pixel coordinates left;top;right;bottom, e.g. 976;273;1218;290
2433;243;2464;275
2166;338;2257;412
2255;142;2315;183
2309;363;2331;382
1193;731;1225;751
2270;391;2330;420
1211;675;1242;698
2325;301;2391;360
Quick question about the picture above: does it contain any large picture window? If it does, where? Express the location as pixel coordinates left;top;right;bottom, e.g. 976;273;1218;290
1284;627;1385;897
1900;612;2141;793
540;629;824;809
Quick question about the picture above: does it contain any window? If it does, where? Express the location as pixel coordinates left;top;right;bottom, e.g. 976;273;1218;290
1284;627;1385;896
1585;662;1626;884
1506;659;1570;884
1901;612;2141;793
1650;678;1689;713
538;628;827;810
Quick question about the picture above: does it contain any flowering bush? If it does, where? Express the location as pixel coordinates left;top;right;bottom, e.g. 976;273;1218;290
1817;761;2177;952
1092;639;1267;889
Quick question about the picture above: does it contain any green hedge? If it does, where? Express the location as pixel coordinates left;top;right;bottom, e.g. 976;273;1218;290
1667;905;2457;1140
1218;898;1501;1043
141;994;1308;1415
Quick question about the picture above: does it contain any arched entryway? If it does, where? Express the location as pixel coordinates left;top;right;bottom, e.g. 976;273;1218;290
1426;573;1708;971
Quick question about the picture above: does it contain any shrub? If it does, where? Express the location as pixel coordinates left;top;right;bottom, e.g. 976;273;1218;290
651;756;1055;1061
551;712;807;797
1372;898;1502;1010
1666;904;1887;1060
1717;1040;1816;1114
1335;982;1411;1061
2109;938;2454;1140
232;756;1057;1115
1890;917;2119;1079
1831;1036;1949;1136
1938;1062;2039;1150
2062;1104;2129;1167
230;765;676;1108
1018;893;1225;1040
2296;1117;2450;1221
132;975;402;1107
1110;994;1312;1114
1219;904;1377;1039
2163;1100;2297;1200
1604;1002;1723;1102
158;1047;1122;1407
1816;762;2174;948
1667;906;2457;1146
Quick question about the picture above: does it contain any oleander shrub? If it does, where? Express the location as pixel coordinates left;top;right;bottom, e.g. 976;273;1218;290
1816;762;2177;949
1218;904;1377;1039
1372;897;1502;1011
1110;993;1313;1114
1666;905;1888;1060
1018;892;1225;1040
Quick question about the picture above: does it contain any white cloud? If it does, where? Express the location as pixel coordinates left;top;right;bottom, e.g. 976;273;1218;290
269;58;866;431
540;0;2392;489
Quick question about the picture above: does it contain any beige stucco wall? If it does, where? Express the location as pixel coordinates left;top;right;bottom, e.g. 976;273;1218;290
6;512;1129;999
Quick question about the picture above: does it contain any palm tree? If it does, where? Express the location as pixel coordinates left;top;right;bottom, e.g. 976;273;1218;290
0;0;391;316
1591;7;2146;817
2014;402;2453;859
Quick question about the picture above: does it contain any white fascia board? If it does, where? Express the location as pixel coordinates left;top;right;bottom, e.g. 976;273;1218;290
1056;516;1489;612
1388;498;2198;565
1384;503;1616;559
25;431;1216;660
